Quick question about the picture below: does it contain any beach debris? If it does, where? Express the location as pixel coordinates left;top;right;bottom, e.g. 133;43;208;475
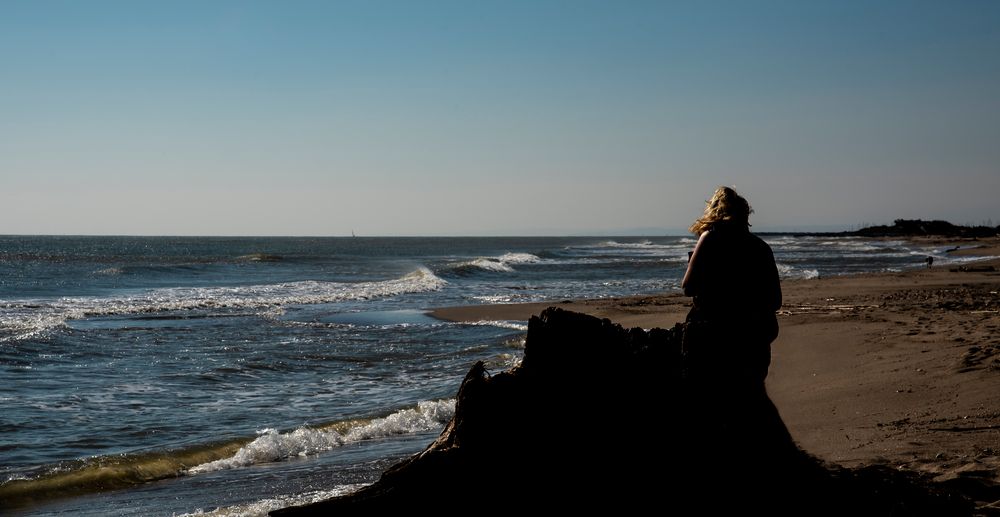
929;425;1000;433
950;265;997;273
782;304;880;315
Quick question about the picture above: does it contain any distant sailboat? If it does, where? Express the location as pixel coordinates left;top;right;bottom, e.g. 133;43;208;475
351;230;356;238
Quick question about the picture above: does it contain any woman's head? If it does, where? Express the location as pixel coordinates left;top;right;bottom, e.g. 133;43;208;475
689;186;753;235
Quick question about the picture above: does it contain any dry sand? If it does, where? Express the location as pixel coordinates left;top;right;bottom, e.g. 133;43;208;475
431;239;1000;498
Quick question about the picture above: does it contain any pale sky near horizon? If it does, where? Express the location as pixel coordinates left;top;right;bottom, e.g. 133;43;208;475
2;1;998;236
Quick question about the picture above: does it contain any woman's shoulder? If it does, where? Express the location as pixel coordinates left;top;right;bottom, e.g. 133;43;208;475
702;222;746;240
747;232;777;260
748;231;773;247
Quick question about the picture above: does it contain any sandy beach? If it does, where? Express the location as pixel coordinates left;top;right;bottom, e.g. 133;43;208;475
432;239;1000;500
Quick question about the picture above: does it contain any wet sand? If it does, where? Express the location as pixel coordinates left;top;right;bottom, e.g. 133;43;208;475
431;239;1000;495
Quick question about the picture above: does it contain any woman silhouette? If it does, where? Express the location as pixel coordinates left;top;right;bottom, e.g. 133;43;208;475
677;188;800;512
681;186;782;387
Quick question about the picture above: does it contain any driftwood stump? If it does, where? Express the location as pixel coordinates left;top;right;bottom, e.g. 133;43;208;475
272;307;973;515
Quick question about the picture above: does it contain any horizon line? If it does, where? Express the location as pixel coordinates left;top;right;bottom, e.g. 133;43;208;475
0;227;862;239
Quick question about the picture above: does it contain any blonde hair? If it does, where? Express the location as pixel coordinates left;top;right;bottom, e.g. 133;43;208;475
688;186;753;235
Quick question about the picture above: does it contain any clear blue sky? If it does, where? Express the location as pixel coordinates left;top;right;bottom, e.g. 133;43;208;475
2;0;998;236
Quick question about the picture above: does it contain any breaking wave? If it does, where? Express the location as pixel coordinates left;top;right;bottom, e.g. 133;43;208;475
0;400;454;508
188;399;455;474
777;264;821;280
0;268;446;342
450;252;541;274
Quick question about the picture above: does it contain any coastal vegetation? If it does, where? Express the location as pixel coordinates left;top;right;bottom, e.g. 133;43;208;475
851;219;999;239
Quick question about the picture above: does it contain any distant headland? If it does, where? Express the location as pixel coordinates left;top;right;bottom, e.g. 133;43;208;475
762;219;1000;239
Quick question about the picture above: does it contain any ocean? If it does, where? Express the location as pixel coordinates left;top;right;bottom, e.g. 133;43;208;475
0;235;985;516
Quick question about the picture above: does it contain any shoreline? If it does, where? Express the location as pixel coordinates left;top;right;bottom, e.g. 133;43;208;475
431;240;1000;491
430;238;1000;328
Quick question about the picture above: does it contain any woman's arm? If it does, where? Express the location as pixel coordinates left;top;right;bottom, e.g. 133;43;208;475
681;231;710;297
765;246;782;312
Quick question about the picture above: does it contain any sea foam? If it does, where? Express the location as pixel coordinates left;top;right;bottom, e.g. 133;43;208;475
462;320;529;332
0;400;454;507
180;484;367;517
777;264;821;280
452;252;541;274
0;268;447;342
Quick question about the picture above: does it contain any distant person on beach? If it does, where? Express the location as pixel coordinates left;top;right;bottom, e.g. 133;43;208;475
681;186;782;388
926;256;934;269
